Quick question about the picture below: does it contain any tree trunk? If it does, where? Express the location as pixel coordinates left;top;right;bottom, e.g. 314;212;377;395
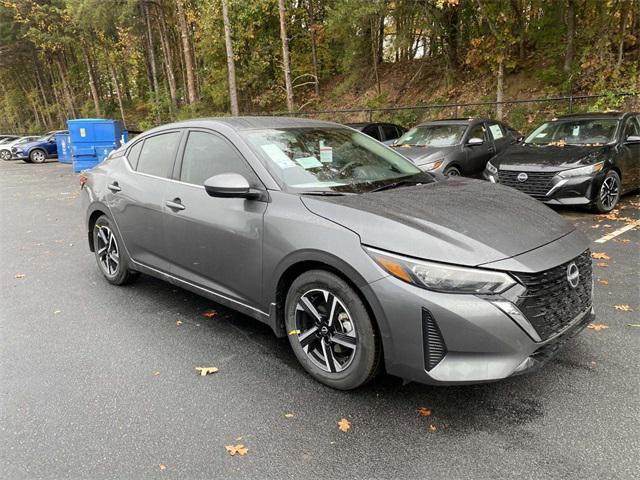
144;1;160;120
81;44;101;116
278;0;295;112
157;5;178;107
564;0;575;72
617;7;627;71
34;56;53;128
109;63;127;129
370;17;381;95
496;60;504;120
308;0;320;97
221;0;239;115
176;0;197;105
55;56;76;118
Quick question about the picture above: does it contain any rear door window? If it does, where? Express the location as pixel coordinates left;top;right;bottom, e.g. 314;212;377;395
126;140;144;169
381;124;399;141
362;125;382;141
623;117;639;139
136;132;181;178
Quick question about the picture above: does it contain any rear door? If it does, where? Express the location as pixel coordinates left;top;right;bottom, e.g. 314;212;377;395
163;129;267;308
464;122;494;175
487;122;510;154
620;116;640;190
106;130;182;273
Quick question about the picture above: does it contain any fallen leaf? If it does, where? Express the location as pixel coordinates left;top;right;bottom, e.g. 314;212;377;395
418;407;433;417
587;323;609;331
590;224;600;229
54;310;61;314
225;444;248;456
614;304;633;312
202;310;217;318
615;238;631;244
288;329;301;336
595;262;608;268
337;418;351;432
176;320;183;326
153;371;160;376
14;274;26;279
591;252;610;260
196;367;219;376
284;413;295;418
627;324;640;328
598;279;609;285
429;424;438;432
159;464;166;471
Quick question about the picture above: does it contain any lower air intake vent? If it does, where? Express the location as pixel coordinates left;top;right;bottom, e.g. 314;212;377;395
422;308;447;371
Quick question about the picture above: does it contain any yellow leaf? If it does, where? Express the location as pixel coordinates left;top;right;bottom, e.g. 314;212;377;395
627;324;640;328
337;418;351;432
591;252;610;260
196;367;219;376
418;407;433;417
14;273;26;279
429;424;438;432
225;444;248;456
284;413;294;418
176;320;183;326
202;310;217;318
587;323;609;331
598;279;609;285
288;329;301;336
614;304;632;312
54;310;61;314
159;464;166;471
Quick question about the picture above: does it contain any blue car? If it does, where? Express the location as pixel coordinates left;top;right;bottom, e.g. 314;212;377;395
13;130;68;164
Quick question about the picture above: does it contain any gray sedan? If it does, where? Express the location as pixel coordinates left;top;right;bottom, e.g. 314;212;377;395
81;117;594;390
391;118;521;176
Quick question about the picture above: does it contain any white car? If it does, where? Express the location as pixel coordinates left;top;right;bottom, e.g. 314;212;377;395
0;136;39;161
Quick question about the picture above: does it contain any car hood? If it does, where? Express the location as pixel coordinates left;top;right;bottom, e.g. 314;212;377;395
492;144;611;171
391;145;457;165
301;178;574;267
14;141;42;150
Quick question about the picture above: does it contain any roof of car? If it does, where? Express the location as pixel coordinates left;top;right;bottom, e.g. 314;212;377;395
556;112;636;120
416;118;489;126
173;116;340;131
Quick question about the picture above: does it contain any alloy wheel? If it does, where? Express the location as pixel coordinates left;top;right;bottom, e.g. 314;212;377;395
445;168;460;177
31;150;46;163
0;150;10;160
294;289;357;373
96;225;120;276
600;176;619;210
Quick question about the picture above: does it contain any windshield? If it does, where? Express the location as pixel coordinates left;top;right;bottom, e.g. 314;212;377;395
394;124;467;147
525;119;619;146
16;137;37;145
244;127;423;193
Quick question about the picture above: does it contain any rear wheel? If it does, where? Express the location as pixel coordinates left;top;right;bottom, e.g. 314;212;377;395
594;170;621;213
92;215;137;285
444;165;461;177
29;149;46;164
285;270;380;390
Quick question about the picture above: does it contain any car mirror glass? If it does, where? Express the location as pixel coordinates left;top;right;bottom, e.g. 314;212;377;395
625;135;640;144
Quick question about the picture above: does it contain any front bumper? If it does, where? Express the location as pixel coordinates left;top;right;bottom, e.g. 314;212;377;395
484;169;604;206
362;273;593;385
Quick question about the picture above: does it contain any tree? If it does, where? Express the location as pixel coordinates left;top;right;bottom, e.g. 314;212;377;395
221;0;239;115
278;0;295;112
176;0;197;105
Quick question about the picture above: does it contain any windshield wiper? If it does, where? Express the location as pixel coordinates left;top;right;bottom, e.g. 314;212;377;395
369;180;419;193
299;191;347;196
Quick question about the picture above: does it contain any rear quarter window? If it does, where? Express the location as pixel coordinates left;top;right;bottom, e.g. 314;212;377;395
126;141;143;169
136;132;181;178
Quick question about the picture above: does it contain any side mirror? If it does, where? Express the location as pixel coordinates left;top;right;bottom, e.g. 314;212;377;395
625;135;640;144
467;137;484;146
203;173;262;199
49;138;56;143
516;135;525;143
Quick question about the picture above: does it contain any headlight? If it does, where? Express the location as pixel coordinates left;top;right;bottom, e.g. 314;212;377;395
486;161;498;174
420;159;444;171
365;247;516;294
557;162;604;178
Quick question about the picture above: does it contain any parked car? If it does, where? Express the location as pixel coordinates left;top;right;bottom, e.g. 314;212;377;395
1;136;39;161
12;130;68;164
391;118;521;177
0;134;20;143
484;112;640;213
82;117;594;390
346;122;406;145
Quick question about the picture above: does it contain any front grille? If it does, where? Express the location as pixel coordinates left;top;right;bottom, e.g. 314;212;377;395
498;170;556;199
422;308;446;371
513;250;593;341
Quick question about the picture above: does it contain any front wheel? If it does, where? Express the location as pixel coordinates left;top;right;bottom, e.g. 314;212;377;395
593;170;621;213
444;165;461;177
285;270;380;390
0;150;11;161
92;215;137;285
29;149;46;164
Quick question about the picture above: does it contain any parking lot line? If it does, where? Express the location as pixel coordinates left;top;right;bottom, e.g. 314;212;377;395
594;222;639;244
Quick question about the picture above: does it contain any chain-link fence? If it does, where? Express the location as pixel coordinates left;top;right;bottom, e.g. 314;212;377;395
270;92;638;133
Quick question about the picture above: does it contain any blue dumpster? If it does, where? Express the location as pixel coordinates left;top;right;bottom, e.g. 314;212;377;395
68;119;124;173
55;133;72;164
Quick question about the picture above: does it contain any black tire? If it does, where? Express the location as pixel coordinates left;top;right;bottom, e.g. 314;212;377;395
593;170;621;213
92;215;137;285
0;150;11;161
22;157;32;163
285;270;380;390
444;165;461;177
29;149;47;164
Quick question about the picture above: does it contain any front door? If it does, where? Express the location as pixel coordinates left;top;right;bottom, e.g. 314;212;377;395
163;129;267;308
464;122;495;175
619;116;640;190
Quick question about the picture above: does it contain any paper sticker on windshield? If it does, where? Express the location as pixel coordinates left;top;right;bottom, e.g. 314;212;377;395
296;156;322;169
260;144;297;169
489;124;503;139
319;145;333;163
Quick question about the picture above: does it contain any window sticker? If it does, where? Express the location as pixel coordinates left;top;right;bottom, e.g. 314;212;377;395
319;144;333;163
536;133;548;138
295;156;322;169
489;124;504;139
260;144;297;169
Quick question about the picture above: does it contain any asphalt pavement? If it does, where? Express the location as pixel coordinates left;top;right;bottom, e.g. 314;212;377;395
1;160;639;479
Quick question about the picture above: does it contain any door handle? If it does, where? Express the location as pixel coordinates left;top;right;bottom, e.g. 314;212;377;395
107;182;121;192
166;198;185;211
